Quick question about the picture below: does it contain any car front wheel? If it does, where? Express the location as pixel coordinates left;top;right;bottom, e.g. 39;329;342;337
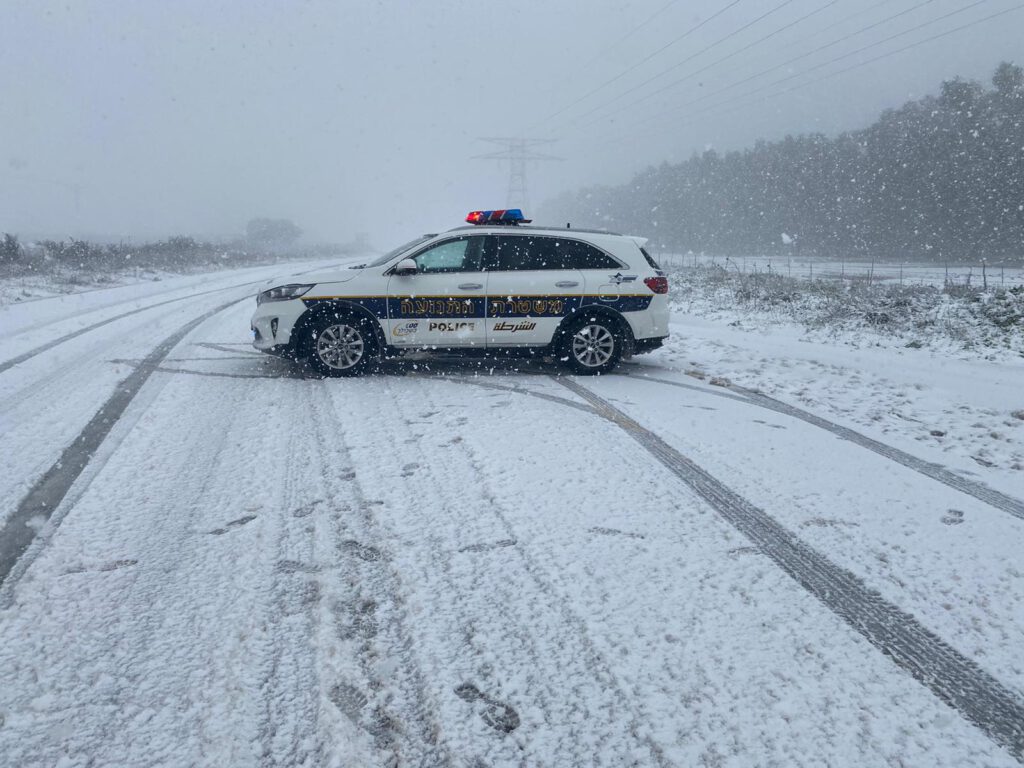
307;318;376;377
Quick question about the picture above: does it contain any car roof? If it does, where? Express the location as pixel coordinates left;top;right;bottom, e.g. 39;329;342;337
445;224;624;237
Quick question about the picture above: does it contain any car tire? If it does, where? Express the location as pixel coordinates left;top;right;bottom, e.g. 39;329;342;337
306;315;377;377
558;315;623;376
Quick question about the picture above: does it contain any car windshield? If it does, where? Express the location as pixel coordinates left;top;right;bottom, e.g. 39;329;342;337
363;234;434;268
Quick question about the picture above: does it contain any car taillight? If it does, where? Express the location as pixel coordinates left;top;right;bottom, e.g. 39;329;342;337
644;276;669;294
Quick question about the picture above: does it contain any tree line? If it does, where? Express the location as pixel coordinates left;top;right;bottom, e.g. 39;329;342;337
544;62;1024;264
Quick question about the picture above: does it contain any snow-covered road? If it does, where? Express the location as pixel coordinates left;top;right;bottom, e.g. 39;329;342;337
1;265;1023;767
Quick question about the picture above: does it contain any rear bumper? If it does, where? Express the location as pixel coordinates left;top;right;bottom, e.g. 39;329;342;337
622;294;669;341
633;335;667;355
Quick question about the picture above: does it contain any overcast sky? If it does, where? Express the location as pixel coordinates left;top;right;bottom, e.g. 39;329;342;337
2;0;1021;247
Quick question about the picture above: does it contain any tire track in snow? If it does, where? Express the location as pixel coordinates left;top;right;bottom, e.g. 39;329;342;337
0;295;246;587
306;387;455;767
0;283;246;376
0;260;332;376
380;375;671;767
625;369;1024;521
442;375;596;414
0;325;277;766
257;382;325;768
557;376;1024;764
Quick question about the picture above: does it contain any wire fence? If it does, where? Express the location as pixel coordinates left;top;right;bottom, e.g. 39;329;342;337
656;252;1024;290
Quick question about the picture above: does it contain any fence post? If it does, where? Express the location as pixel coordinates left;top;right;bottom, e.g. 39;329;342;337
982;259;987;291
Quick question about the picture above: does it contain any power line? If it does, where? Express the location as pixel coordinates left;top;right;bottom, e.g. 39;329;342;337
579;0;940;130
763;3;1024;103
593;2;1022;150
796;0;892;39
530;0;745;130
566;0;845;130
577;0;684;70
624;0;985;131
547;0;805;134
530;0;685;119
726;0;987;101
683;0;941;108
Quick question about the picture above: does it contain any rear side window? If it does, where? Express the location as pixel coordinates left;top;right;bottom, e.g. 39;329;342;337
559;239;621;270
640;246;661;270
488;235;621;271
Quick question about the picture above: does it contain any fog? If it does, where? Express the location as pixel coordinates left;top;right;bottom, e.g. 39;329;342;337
2;0;1021;249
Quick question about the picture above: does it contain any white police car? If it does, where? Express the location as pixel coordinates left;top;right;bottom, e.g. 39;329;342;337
251;209;669;376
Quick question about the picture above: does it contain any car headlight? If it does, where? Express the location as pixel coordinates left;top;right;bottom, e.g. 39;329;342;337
257;283;314;305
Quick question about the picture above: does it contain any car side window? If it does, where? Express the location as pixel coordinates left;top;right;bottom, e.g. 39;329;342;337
558;239;622;269
412;236;482;273
491;236;566;271
486;235;621;271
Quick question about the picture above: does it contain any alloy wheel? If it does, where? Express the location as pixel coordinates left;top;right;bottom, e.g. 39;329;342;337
571;324;615;368
315;324;365;370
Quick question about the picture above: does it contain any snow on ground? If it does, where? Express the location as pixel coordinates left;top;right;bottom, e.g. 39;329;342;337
0;252;357;306
667;264;1024;361
657;312;1024;491
0;268;1022;766
1;261;269;305
661;263;1024;486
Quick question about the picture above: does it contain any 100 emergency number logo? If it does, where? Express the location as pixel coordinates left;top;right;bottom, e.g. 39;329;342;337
391;321;419;337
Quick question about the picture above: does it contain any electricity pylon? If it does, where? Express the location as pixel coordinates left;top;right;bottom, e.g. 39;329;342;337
472;137;561;211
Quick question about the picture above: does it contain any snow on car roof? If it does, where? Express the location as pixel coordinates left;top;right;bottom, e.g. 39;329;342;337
446;224;623;236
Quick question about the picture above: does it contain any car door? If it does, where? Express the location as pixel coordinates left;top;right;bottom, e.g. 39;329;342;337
386;235;487;348
483;234;586;347
563;237;637;310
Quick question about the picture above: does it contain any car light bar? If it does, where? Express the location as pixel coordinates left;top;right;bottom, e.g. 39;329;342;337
465;209;531;225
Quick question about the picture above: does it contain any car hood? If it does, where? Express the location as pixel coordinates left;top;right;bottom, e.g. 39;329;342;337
259;267;364;290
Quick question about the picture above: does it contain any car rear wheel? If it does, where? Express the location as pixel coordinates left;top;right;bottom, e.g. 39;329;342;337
307;318;376;377
559;316;622;375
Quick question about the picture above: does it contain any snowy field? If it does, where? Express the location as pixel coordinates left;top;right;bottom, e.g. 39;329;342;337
0;255;335;306
667;263;1024;363
1;261;1023;766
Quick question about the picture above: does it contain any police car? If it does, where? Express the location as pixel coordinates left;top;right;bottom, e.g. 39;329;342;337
251;209;669;376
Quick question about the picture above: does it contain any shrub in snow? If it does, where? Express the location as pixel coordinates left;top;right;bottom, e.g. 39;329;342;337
668;264;1023;357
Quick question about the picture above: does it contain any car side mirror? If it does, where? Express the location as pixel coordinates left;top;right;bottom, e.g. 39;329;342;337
394;258;417;276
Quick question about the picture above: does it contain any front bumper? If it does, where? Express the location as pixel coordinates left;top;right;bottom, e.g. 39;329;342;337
250;298;308;352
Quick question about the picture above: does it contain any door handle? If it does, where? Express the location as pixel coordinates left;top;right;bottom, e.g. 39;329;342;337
555;281;579;288
457;283;483;290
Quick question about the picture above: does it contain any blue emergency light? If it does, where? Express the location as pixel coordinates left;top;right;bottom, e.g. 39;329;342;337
465;209;531;225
